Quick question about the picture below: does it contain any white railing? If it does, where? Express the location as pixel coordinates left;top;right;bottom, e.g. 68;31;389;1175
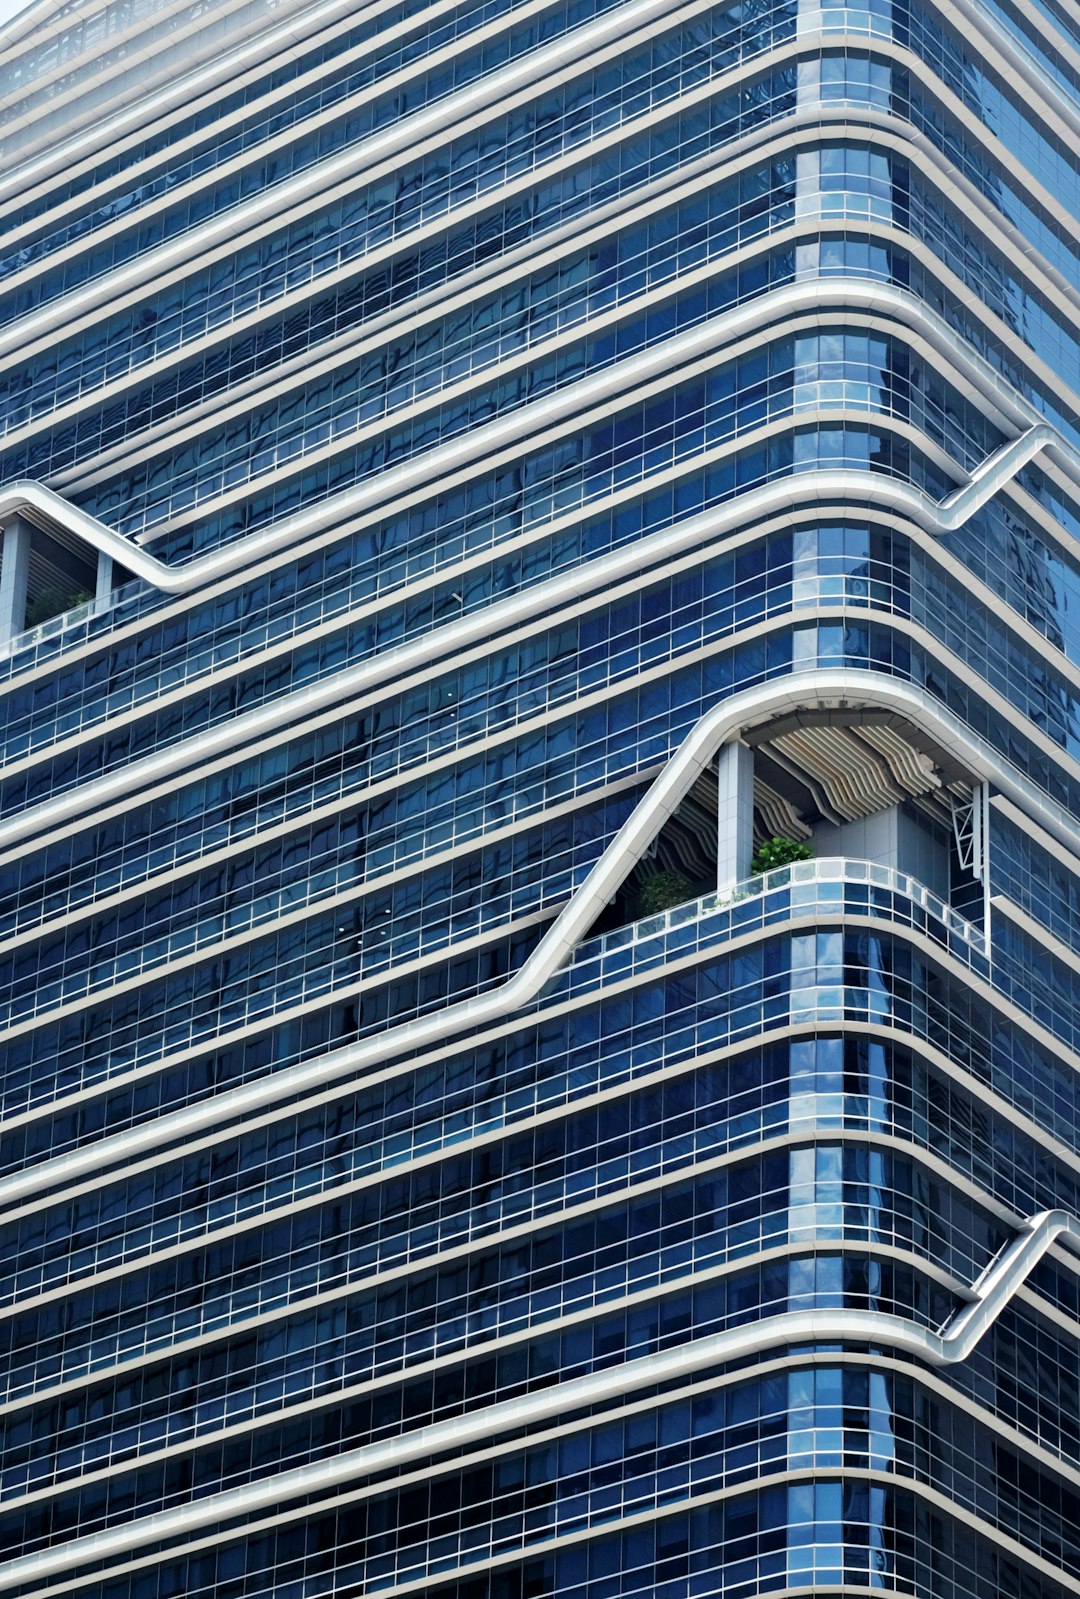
586;855;988;964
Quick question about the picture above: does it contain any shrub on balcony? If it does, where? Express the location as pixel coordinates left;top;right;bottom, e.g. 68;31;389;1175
634;869;693;918
25;586;91;629
750;836;814;875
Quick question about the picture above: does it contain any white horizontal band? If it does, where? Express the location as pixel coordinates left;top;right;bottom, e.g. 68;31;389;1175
0;0;697;361
0;1132;1020;1517
6;1008;1073;1413
6;13;1077;379
0;1206;1075;1592
4;473;1080;991
8;666;1080;1214
16;94;1079;490
0;274;1075;865
1;276;1069;600
8;584;1076;1050
0;904;1003;1316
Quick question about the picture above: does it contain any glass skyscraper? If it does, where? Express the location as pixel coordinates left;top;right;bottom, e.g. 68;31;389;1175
0;0;1079;1592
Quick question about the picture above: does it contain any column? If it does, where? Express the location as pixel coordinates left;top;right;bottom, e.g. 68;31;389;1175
96;551;114;602
717;739;755;888
0;515;32;645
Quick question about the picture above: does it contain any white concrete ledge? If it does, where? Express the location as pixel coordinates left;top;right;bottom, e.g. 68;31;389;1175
0;280;1073;600
0;1204;1076;1591
8;667;1080;1208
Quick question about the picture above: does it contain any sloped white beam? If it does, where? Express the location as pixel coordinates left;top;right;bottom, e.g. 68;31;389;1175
0;279;1072;599
2;1206;1077;1592
9;666;1077;1208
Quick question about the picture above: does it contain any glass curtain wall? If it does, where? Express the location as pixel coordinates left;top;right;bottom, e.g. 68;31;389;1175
0;0;1079;1593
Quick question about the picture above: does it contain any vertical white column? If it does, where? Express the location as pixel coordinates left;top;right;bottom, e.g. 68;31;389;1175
717;739;755;888
0;515;32;644
96;551;114;601
974;780;992;937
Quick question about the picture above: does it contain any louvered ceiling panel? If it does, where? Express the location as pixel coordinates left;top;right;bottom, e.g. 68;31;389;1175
752;777;813;843
770;726;904;821
851;724;940;796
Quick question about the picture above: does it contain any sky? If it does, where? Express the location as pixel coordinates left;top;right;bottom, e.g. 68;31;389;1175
0;0;39;38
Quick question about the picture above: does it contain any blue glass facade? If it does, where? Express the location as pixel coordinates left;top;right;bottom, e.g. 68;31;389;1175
0;0;1079;1592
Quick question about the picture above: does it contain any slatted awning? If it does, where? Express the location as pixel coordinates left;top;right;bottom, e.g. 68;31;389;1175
747;713;972;843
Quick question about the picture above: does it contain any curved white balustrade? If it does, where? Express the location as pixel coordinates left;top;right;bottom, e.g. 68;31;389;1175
586;853;988;962
3;667;1069;1214
0;280;1071;597
0;1205;1076;1591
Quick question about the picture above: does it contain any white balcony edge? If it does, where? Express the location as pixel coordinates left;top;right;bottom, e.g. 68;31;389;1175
6;667;1079;1208
0;276;1077;859
2;1012;1077;1419
0;280;1071;604
3;16;1077;370
1;1206;1076;1591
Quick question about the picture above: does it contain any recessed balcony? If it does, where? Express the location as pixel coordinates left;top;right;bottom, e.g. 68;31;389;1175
594;708;991;942
0;508;132;648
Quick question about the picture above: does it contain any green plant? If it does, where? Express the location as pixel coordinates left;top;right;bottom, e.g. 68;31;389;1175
24;586;92;629
634;869;693;918
750;836;814;875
